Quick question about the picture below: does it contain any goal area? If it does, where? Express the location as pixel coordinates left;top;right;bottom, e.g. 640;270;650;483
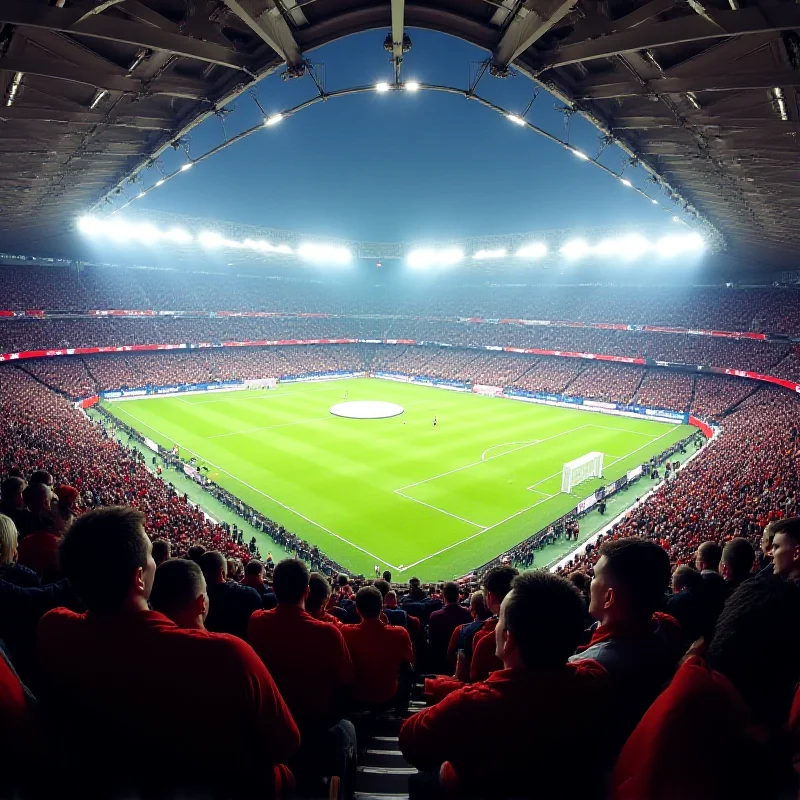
561;452;604;494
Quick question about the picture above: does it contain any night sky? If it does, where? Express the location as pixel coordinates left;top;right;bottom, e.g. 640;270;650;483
127;29;671;242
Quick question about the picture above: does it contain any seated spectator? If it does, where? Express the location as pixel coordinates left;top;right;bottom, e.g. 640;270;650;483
187;544;206;563
612;577;800;800
570;539;681;759
52;485;78;537
336;573;353;599
306;571;340;625
769;517;800;582
36;506;299;797
15;482;54;539
427;581;471;673
248;559;355;795
0;514;40;588
28;470;53;489
150;538;171;567
446;591;491;671
382;569;392;582
17;491;63;583
241;559;275;606
403;576;428;603
720;537;755;594
150;558;208;630
400;572;611;799
199;550;261;638
342;586;414;707
469;566;519;682
0;476;28;533
694;540;727;624
665;564;711;648
759;520;778;573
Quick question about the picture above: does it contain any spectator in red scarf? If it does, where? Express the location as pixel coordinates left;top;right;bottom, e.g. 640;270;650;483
570;538;681;760
427;582;471;674
401;572;610;799
149;558;208;630
36;506;299;798
612;577;800;800
770;517;800;582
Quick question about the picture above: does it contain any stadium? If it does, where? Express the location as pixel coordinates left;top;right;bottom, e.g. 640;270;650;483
1;2;800;799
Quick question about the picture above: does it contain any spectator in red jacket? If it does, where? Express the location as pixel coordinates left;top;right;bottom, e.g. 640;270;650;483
36;505;299;798
570;538;681;761
612;577;800;800
0;639;37;795
770;517;800;582
427;582;471;673
248;558;356;797
342;586;414;707
401;571;611;799
306;571;341;625
149;558;208;630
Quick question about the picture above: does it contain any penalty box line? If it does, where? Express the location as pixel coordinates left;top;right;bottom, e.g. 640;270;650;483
103;403;402;571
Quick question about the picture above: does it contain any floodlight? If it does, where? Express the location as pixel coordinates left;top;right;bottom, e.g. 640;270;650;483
651;199;658;205
133;223;161;244
515;243;548;259
265;113;284;126
672;215;681;223
105;220;133;242
407;248;464;269
619;178;633;188
137;192;145;199
472;248;507;260
571;148;589;160
180;163;193;172
199;231;225;248
507;114;526;126
685;232;706;251
276;244;293;255
77;215;101;235
560;239;590;259
375;82;391;93
155;179;165;187
617;234;651;259
297;243;351;265
163;227;192;244
405;81;420;92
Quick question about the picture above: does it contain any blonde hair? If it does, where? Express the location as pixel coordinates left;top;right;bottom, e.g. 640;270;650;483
0;514;19;567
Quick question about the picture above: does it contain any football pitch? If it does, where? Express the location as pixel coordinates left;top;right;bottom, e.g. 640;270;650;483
101;377;693;580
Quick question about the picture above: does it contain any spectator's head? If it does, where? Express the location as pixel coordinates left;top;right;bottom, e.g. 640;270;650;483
355;586;383;620
28;470;53;488
151;538;171;567
382;570;392;583
227;558;244;582
442;581;460;604
59;506;154;613
306;572;331;617
150;559;208;630
568;572;590;594
53;484;79;512
762;521;778;559
720;538;755;584
198;551;227;586
482;565;519;615
244;560;264;581
409;577;421;591
373;579;391;598
496;572;585;670
589;538;670;625
469;590;490;621
187;545;206;564
695;541;722;573
769;518;800;580
0;514;18;566
1;476;26;510
385;590;399;609
671;564;703;594
22;481;52;514
273;559;310;606
708;576;800;726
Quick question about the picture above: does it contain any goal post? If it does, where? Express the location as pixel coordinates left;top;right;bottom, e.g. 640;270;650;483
561;452;604;494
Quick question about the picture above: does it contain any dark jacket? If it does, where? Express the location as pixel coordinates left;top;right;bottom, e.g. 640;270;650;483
205;581;262;639
0;563;41;588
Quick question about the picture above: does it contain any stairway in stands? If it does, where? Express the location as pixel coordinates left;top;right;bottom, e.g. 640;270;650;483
353;699;426;800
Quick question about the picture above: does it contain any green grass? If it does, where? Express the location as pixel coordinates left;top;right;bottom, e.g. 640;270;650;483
101;377;693;581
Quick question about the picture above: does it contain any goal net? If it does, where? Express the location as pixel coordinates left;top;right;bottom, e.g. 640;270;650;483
561;452;604;494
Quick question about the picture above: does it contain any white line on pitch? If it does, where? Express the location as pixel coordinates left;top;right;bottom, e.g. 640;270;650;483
206;414;334;439
398;495;553;573
393;490;486;529
395;425;594;493
104;404;400;571
604;424;680;468
480;441;540;462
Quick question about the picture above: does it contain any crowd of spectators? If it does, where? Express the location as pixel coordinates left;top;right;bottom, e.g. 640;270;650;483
2;262;799;333
634;371;694;412
691;375;756;420
564;363;645;405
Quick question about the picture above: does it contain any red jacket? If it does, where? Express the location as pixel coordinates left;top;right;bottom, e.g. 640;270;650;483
402;661;611;798
611;657;771;800
17;532;60;582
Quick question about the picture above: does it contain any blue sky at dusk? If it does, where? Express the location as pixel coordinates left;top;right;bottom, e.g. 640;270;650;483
129;29;671;241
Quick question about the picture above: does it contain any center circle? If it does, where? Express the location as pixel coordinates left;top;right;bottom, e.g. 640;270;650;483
329;400;405;419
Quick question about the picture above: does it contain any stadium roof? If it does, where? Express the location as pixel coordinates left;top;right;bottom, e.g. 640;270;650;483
1;0;799;266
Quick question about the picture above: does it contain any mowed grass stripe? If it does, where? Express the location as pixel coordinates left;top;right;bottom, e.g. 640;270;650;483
103;378;693;579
